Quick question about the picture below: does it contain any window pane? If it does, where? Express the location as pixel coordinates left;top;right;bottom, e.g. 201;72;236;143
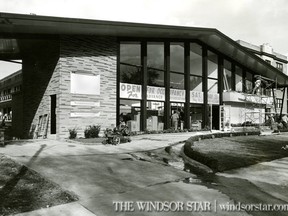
190;104;203;130
208;51;218;79
245;72;253;93
120;64;142;84
119;99;141;132
235;66;243;92
170;73;184;89
147;43;164;70
208;78;218;93
147;43;165;87
170;43;184;73
120;43;141;65
190;76;202;91
147;68;164;87
120;43;142;84
147;101;164;131
223;60;232;91
190;43;202;76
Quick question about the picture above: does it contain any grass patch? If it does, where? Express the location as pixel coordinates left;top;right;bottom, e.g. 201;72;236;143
0;154;78;215
187;134;288;172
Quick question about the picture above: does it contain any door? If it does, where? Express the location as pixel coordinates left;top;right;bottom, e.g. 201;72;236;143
50;95;56;134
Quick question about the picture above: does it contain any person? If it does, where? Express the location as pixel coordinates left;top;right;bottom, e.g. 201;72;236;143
252;79;261;95
171;110;179;130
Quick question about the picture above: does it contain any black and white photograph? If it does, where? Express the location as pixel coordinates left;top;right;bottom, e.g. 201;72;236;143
0;0;288;215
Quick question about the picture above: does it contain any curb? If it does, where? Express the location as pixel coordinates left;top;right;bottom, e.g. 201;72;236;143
182;131;261;173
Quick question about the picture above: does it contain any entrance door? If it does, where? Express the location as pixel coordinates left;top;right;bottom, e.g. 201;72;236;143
212;105;220;130
50;95;56;134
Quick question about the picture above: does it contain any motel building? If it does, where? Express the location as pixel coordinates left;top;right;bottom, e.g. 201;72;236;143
0;13;288;140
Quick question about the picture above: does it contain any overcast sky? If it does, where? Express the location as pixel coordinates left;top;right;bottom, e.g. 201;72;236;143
1;0;288;79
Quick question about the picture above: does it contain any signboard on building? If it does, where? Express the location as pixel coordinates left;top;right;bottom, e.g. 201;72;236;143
208;93;219;104
190;91;203;104
170;89;185;102
147;86;165;101
120;83;142;99
71;73;100;95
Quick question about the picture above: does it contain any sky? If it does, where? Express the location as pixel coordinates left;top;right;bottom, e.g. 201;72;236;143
1;0;288;79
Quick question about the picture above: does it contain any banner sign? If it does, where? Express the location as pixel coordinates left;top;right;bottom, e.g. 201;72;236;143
120;83;142;99
170;89;185;102
208;93;219;104
147;86;165;101
190;91;203;104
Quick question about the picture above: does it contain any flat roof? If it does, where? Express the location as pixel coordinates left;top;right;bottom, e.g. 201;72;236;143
0;12;288;86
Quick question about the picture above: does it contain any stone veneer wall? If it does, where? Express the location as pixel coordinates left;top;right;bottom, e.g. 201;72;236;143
57;36;117;139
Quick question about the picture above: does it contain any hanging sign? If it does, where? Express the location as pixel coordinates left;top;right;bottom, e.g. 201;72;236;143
190;91;203;103
147;86;165;101
208;93;219;104
170;89;185;102
120;83;142;99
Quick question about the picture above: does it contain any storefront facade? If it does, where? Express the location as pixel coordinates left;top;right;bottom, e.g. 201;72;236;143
1;13;288;139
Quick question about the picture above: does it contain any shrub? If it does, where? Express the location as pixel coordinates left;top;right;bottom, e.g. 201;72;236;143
84;125;101;138
68;127;78;139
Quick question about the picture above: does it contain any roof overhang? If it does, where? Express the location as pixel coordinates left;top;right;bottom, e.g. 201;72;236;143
1;12;288;86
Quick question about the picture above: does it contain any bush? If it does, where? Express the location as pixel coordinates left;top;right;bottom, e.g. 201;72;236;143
68;127;78;139
84;125;101;138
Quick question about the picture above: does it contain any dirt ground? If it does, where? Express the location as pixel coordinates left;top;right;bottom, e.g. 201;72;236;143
0;154;78;216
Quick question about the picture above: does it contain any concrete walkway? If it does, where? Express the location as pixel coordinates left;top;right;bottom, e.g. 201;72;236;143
1;131;213;157
1;131;212;216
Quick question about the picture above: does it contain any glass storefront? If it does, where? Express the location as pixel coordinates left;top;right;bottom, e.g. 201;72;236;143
119;99;141;132
147;101;164;131
118;41;259;131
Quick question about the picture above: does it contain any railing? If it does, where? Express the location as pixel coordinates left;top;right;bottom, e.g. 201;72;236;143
0;94;12;102
0;115;12;122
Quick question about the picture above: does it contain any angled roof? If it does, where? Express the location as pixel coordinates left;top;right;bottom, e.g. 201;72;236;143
0;12;288;86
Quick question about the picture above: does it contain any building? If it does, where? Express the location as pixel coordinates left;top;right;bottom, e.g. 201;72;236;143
236;40;288;123
237;40;288;75
0;69;22;122
0;12;288;139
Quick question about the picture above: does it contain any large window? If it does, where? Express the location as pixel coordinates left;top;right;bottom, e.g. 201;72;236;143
120;43;142;84
147;43;165;87
169;43;185;109
223;60;232;92
190;43;202;91
235;66;243;92
207;51;218;93
147;101;164;131
170;43;185;90
245;71;253;93
119;99;141;132
190;104;203;130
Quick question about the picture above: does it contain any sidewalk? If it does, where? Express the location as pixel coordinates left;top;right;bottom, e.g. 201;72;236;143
1;131;213;158
1;131;212;216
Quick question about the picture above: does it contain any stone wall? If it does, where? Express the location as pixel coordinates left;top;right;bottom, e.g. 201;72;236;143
57;36;117;139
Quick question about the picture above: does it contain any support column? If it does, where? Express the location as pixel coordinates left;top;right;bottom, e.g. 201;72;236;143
141;41;147;131
218;57;224;105
184;42;190;129
164;42;171;129
202;46;208;128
